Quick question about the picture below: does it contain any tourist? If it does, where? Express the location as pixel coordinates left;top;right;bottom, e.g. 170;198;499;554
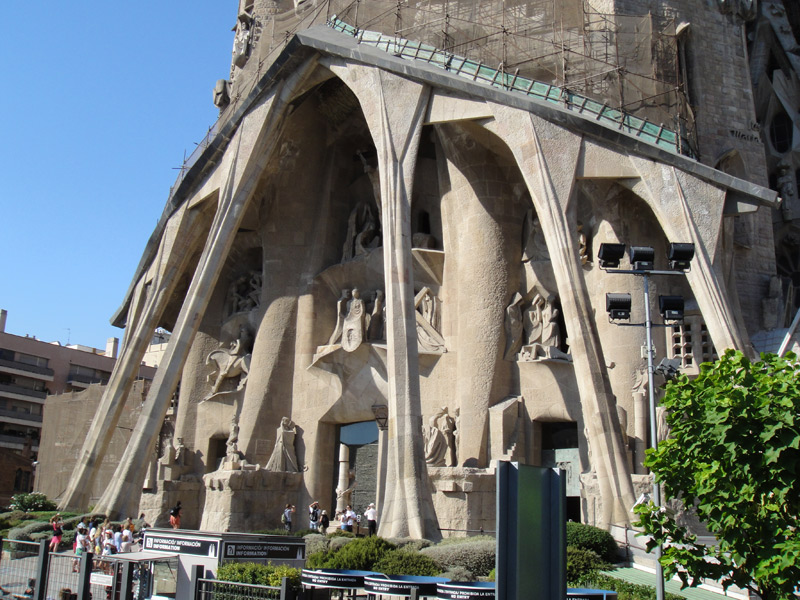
73;526;90;572
101;531;116;556
344;505;356;533
364;503;377;536
169;501;182;529
319;510;329;535
282;504;295;532
114;525;123;553
49;514;63;552
308;501;320;531
120;527;133;553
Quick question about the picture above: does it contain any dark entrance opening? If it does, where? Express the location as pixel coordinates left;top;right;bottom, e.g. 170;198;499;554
540;421;581;522
333;421;379;520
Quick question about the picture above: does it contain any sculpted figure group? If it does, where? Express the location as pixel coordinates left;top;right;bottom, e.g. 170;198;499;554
328;288;386;350
423;407;459;467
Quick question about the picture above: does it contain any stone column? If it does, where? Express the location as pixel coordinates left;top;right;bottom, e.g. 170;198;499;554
375;425;388;516
336;443;350;514
324;59;439;539
485;105;636;527
59;205;206;511
627;160;747;354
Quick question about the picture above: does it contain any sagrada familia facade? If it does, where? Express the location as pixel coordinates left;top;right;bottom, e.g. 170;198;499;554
44;0;800;540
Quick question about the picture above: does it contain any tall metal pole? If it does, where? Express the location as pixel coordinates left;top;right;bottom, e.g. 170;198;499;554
642;273;665;600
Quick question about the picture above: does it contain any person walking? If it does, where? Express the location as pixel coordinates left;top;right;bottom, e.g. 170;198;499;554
49;514;63;552
319;510;330;535
282;504;295;532
364;503;377;536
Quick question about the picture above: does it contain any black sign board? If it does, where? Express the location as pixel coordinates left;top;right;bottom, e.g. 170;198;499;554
437;582;496;600
142;533;219;557
365;576;446;597
301;569;381;589
222;540;305;560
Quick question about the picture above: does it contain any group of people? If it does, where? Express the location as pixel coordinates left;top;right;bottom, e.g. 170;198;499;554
284;501;377;536
69;515;143;565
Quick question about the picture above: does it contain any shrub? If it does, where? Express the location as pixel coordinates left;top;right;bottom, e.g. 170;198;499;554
8;527;32;542
374;549;440;576
421;539;495;577
7;493;56;513
21;520;54;535
386;538;433;552
0;510;31;530
328;529;355;539
216;561;302;590
579;574;684;600
436;535;495;546
60;529;76;551
441;566;476;582
304;534;328;556
306;551;328;569
566;546;612;584
316;536;396;571
566;522;617;562
254;528;289;536
329;536;355;552
487;568;495;582
293;529;316;538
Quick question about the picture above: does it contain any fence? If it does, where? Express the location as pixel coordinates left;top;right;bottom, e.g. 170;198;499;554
196;578;287;600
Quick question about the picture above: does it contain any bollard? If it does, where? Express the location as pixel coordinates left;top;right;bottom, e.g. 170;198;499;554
77;553;93;600
34;540;50;600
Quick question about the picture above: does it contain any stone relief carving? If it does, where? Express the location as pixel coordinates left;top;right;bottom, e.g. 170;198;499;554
342;288;367;352
522;209;549;262
717;0;757;22
213;79;231;110
342;201;381;262
414;287;446;353
226;271;262;318
778;160;796;220
517;294;570;361
423;407;458;467
504;293;524;360
206;325;253;398
265;417;299;472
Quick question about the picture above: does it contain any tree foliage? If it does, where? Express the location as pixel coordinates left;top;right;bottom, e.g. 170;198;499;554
634;351;800;600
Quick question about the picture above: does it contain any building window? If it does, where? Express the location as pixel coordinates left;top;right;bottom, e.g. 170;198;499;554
770;111;793;154
667;317;717;371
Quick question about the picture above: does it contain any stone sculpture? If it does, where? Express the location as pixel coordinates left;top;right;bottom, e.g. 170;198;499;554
342;289;366;352
328;289;352;345
414;288;446;353
225;271;262;317
265;417;299;472
423;407;458;466
205;326;252;397
522;209;549;262
578;223;589;265
504;293;524;359
367;290;385;341
519;294;570;361
342;201;380;262
232;12;252;69
778;160;796;220
213;79;230;109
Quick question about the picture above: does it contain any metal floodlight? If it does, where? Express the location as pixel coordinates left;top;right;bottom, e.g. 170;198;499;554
668;243;695;271
606;293;632;320
659;295;684;321
371;404;389;430
629;246;655;271
598;243;626;269
655;357;682;380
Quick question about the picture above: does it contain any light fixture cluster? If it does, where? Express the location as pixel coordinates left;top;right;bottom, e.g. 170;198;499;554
601;242;695;322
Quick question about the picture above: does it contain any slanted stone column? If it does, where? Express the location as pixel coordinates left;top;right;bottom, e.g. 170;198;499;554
627;159;747;353
324;59;439;539
59;205;206;511
485;105;636;527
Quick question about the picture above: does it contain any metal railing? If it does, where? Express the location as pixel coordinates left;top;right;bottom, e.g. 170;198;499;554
0;358;54;378
327;16;692;157
0;382;47;400
0;538;40;598
197;578;285;600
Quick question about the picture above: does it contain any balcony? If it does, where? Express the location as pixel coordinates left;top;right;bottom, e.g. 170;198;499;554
0;358;54;380
0;408;42;424
67;373;109;388
0;382;46;400
0;433;39;449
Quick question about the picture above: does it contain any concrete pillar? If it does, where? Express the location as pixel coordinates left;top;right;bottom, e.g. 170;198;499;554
485;105;636;527
375;426;388;516
105;338;119;360
336;443;350;514
0;309;7;333
324;59;439;539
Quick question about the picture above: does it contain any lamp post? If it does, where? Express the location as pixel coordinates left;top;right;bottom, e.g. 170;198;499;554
599;242;695;600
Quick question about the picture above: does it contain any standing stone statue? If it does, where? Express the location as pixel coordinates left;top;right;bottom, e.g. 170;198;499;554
265;417;299;472
367;290;385;341
342;289;366;352
342;202;379;262
328;289;352;345
423;408;457;466
523;294;544;346
232;12;252;69
541;296;561;350
440;408;457;467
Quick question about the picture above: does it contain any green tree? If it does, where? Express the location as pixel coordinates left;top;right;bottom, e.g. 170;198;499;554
634;350;800;600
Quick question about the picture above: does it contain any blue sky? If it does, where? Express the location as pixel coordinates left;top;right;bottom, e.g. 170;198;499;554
0;3;235;349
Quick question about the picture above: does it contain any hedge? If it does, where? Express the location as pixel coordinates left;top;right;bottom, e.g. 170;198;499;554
421;539;495;577
373;549;440;576
566;522;618;562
